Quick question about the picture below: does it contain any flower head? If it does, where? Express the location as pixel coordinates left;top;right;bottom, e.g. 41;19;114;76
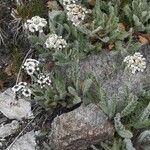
22;59;40;75
12;82;32;97
12;82;27;93
24;16;47;33
37;73;51;88
124;52;146;74
65;4;90;26
45;34;67;50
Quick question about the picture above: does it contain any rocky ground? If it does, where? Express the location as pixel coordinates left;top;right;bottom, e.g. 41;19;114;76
0;1;150;150
0;88;115;150
0;45;150;149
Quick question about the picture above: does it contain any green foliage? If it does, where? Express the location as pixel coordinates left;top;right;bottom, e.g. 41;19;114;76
11;48;23;73
139;102;150;121
92;0;130;49
88;75;150;149
82;79;92;96
68;86;81;104
123;138;136;150
120;95;138;118
31;0;47;17
31;69;81;110
123;0;150;32
114;113;133;139
32;71;66;109
138;130;150;143
133;119;150;129
15;0;150;149
13;0;47;22
86;76;117;118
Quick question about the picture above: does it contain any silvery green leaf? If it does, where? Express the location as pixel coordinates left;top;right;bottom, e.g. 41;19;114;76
101;37;110;43
133;119;150;129
123;138;136;150
139;102;150;121
48;10;62;20
76;25;91;35
54;74;66;98
133;15;142;26
114;113;133;138
73;96;81;104
107;97;117;119
124;5;132;24
48;10;63;33
71;26;78;38
82;79;92;96
118;130;133;139
68;86;77;96
142;11;148;17
64;24;71;38
120;96;138;118
138;130;150;143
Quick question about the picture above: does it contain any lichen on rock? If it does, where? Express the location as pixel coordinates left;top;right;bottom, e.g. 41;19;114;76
49;104;114;150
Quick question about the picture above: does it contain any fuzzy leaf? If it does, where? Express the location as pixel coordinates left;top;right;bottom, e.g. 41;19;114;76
118;130;133;139
138;130;150;143
68;86;78;97
123;138;136;150
120;97;138;117
73;96;81;104
82;79;92;96
114;113;133;138
140;102;150;121
133;15;142;26
54;73;66;99
134;119;150;129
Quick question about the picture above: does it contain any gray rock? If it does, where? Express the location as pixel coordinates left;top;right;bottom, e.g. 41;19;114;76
0;120;19;138
0;88;34;120
80;45;150;99
50;104;114;150
6;131;36;150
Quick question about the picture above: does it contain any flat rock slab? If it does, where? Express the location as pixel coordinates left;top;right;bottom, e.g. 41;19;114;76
0;88;34;120
0;120;19;138
50;104;114;150
6;131;36;150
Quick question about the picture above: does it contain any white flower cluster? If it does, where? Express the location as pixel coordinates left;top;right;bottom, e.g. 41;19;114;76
12;82;32;97
37;73;51;88
63;0;78;5
66;4;89;26
24;16;47;33
45;34;67;50
22;59;40;75
124;52;146;74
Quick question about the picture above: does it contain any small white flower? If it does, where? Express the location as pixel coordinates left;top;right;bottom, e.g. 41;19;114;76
26;66;36;75
18;82;27;86
22;88;32;97
12;82;27;93
24;16;47;33
44;76;52;86
124;52;146;74
22;59;40;76
65;4;90;26
63;0;78;5
12;85;22;93
37;74;51;88
45;34;67;50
